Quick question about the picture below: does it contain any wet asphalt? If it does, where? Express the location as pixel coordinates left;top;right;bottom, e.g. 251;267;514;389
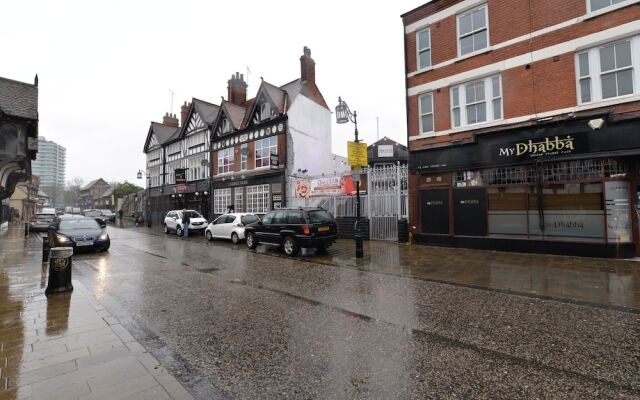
8;225;640;399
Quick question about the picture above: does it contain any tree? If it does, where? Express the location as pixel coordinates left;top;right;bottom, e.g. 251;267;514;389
41;183;65;208
113;181;143;200
63;177;84;207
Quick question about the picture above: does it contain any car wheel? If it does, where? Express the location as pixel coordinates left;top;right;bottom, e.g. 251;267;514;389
206;230;213;241
176;226;183;237
231;232;239;244
246;233;258;249
163;224;169;234
283;236;299;257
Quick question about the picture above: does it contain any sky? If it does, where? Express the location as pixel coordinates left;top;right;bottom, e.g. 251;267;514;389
1;0;421;185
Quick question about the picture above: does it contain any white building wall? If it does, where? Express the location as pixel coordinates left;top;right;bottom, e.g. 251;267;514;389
285;96;332;177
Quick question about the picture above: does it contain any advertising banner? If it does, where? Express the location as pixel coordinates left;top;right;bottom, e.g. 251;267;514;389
294;176;358;198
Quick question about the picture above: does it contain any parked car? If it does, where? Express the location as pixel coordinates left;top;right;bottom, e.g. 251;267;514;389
29;211;56;232
47;216;110;252
163;210;208;236
72;207;81;214
205;213;260;244
83;209;108;226
244;207;338;256
99;209;116;223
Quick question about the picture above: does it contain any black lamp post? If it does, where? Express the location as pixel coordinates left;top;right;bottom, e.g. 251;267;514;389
200;158;213;221
137;169;152;227
335;97;364;259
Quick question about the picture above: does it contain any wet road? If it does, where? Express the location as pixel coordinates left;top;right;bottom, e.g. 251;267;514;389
4;225;640;399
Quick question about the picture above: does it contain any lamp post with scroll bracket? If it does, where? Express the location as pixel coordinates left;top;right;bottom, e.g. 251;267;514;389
137;169;152;227
335;96;364;259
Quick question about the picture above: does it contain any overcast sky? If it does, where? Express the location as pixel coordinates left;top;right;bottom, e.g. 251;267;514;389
2;0;420;185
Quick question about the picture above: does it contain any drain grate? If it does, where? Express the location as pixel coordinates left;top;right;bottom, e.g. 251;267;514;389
197;267;221;273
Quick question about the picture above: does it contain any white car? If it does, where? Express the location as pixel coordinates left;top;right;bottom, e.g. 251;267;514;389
205;213;260;244
163;210;208;236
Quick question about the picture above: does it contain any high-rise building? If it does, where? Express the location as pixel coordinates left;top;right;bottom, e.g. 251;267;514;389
32;136;66;207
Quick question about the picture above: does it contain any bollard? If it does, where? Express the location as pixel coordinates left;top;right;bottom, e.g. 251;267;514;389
24;222;29;237
42;236;50;263
45;247;74;295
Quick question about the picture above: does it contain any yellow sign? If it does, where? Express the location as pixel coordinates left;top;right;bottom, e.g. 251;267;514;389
348;141;368;168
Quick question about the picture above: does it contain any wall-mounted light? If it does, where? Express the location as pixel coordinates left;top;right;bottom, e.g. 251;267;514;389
588;118;605;130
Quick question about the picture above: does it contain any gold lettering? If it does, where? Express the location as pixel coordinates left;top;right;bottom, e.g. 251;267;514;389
516;143;528;156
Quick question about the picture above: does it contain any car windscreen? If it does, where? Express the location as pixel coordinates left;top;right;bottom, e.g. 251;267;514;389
59;219;100;230
307;210;334;224
241;215;260;225
101;210;114;216
186;211;203;218
84;211;101;217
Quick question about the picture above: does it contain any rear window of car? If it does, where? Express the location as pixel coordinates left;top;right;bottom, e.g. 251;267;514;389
307;210;334;224
36;214;54;221
241;215;259;225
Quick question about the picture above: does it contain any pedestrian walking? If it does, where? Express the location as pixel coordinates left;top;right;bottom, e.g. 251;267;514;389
181;208;190;240
118;209;124;227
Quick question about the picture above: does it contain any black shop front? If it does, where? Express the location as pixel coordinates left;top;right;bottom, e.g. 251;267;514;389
410;114;640;258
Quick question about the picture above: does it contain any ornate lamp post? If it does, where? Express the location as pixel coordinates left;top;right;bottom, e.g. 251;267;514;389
137;169;152;227
335;97;364;259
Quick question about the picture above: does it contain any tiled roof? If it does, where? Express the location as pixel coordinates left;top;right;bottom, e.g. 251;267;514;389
192;98;220;124
222;101;246;130
262;81;286;113
81;179;99;191
0;76;38;120
96;186;113;199
151;122;180;144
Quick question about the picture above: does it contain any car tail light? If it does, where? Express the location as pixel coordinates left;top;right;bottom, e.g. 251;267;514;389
237;223;244;227
302;225;310;235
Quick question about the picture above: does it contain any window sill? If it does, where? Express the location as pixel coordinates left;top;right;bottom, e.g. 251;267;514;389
585;0;640;20
455;46;492;63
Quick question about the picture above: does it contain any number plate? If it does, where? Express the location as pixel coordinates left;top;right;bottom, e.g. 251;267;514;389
76;241;94;246
318;226;330;232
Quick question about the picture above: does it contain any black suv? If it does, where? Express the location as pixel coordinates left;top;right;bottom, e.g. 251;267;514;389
244;208;338;256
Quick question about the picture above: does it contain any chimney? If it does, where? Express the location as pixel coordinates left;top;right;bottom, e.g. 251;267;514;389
300;46;315;84
162;112;179;128
181;101;191;127
227;72;247;106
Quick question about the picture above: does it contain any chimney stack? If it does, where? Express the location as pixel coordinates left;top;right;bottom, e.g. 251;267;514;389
227;72;247;106
300;46;315;84
180;101;191;127
163;112;179;128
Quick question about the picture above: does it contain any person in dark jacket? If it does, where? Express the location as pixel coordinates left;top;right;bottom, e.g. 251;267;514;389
181;209;190;239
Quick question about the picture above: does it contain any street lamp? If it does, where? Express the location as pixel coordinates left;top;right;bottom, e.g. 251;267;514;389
335;97;364;259
137;169;152;227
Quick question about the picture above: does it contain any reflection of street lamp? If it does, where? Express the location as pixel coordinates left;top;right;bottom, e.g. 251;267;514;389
137;169;151;227
335;97;363;259
200;158;213;220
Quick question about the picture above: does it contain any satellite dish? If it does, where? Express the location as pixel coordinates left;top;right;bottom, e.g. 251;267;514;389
241;147;250;156
200;159;209;167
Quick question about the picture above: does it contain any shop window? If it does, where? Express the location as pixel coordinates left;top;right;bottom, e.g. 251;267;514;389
450;75;502;128
457;4;488;57
246;184;269;213
234;190;243;213
214;188;232;214
576;37;638;104
417;28;431;70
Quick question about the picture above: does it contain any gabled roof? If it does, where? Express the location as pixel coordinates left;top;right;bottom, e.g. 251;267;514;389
262;81;287;113
96;186;113;199
81;178;108;192
221;101;246;130
0;76;38;120
143;122;180;152
192;98;219;125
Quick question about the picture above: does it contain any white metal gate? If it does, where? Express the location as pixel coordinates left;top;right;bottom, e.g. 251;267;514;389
367;164;408;241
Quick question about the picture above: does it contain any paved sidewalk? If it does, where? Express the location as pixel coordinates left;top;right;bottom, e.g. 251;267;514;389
0;227;194;400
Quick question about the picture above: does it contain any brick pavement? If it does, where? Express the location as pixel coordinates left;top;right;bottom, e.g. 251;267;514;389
0;226;194;400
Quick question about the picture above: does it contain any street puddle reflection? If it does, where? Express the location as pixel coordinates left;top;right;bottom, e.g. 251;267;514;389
45;292;72;336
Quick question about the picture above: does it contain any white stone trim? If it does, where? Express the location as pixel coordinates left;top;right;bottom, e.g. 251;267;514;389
405;0;487;34
408;93;640;141
408;20;640;96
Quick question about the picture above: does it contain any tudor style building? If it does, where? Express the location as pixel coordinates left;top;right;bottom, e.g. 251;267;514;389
143;47;332;223
403;0;640;257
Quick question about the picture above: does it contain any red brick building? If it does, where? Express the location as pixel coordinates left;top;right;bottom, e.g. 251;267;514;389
403;0;640;257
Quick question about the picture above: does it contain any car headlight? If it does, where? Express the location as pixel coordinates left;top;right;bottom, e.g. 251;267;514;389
99;232;109;240
56;234;70;243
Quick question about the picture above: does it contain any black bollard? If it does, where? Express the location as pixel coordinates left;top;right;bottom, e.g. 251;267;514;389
24;222;29;237
45;247;74;295
42;236;50;263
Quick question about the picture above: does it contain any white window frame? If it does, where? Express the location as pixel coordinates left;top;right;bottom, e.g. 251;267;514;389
419;92;434;134
234;190;243;213
586;0;638;16
246;184;270;214
450;74;503;129
217;147;234;174
575;36;639;105
416;28;431;71
456;4;489;58
260;102;272;121
214;188;232;214
240;143;248;170
255;136;277;169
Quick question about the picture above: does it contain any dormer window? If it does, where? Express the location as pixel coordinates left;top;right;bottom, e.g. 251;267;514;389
217;117;231;136
253;101;274;124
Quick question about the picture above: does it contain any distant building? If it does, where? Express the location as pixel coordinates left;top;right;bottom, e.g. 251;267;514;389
80;178;110;209
367;137;408;168
0;75;39;225
94;186;114;210
31;136;66;207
